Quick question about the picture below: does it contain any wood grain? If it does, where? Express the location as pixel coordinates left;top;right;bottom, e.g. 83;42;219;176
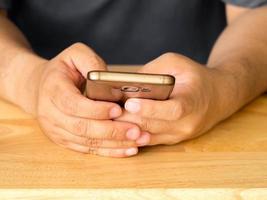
0;189;267;200
0;66;267;198
0;97;266;188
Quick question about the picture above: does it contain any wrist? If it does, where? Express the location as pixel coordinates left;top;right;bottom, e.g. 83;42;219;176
7;51;47;115
207;65;243;122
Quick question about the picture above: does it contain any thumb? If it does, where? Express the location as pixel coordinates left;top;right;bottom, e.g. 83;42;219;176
57;42;107;78
138;52;197;76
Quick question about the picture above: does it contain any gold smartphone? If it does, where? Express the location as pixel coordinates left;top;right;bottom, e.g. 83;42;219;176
86;71;175;103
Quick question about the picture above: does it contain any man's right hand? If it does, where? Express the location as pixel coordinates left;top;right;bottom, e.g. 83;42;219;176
34;43;150;157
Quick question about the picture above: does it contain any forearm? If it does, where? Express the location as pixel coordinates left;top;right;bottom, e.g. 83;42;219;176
0;12;46;114
208;6;267;117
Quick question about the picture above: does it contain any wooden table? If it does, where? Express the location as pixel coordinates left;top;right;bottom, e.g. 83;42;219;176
0;66;267;199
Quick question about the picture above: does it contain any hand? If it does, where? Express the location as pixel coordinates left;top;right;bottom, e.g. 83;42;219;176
35;43;150;157
116;53;228;145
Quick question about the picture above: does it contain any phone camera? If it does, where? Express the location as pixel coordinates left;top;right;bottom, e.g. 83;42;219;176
121;86;140;92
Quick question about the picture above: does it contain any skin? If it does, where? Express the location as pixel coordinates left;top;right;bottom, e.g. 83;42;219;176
0;5;267;157
0;11;148;158
117;6;267;145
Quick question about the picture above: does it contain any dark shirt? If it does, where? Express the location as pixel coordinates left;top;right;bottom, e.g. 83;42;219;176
0;0;266;64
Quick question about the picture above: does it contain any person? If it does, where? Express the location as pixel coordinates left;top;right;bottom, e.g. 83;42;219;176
0;1;266;157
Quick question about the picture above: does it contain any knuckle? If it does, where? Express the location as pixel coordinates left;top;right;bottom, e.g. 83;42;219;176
71;42;88;51
66;42;106;69
87;147;97;155
63;42;92;60
140;118;150;131
108;126;118;139
160;52;186;64
69;43;105;68
73;119;88;136
161;52;178;60
161;52;195;70
85;138;103;148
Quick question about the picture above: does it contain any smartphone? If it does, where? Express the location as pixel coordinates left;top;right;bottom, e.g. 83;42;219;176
86;70;175;103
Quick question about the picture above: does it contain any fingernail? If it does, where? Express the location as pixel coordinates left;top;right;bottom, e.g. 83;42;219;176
125;148;138;156
136;132;150;146
125;100;140;113
126;127;140;140
109;107;121;118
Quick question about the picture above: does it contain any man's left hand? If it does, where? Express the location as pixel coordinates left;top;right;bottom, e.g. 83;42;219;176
115;53;232;146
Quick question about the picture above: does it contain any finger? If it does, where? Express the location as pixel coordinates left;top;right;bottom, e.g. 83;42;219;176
58;42;106;78
116;112;173;135
135;132;151;147
52;126;138;148
49;107;142;141
40;117;148;149
149;134;187;146
125;98;192;121
117;112;199;140
116;112;188;146
139;53;202;98
50;77;122;119
65;143;138;157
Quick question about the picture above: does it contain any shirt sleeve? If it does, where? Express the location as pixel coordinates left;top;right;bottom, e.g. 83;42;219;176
0;0;11;9
221;0;267;8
